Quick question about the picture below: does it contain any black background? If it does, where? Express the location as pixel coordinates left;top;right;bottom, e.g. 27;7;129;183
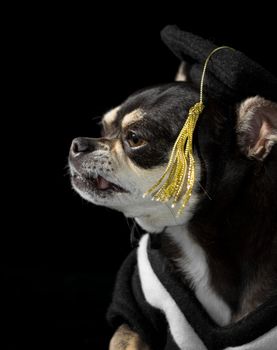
3;7;276;349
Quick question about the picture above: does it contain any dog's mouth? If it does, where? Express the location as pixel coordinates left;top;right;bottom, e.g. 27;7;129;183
72;172;127;194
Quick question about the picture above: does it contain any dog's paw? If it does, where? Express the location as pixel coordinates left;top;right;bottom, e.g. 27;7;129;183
109;324;150;350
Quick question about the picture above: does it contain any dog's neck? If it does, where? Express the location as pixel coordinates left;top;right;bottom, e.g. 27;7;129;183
134;160;202;234
134;207;189;233
134;200;233;326
134;194;199;234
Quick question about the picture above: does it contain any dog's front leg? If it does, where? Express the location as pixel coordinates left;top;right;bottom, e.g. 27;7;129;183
109;324;151;350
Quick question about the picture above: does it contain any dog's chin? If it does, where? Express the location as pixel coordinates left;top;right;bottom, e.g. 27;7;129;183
71;172;129;205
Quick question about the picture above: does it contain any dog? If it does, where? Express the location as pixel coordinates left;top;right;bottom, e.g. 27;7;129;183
68;33;277;349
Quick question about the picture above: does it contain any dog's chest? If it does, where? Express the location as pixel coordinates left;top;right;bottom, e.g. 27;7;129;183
165;227;232;326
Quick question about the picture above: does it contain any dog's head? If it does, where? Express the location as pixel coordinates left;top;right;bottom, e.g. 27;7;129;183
68;79;277;232
68;83;200;230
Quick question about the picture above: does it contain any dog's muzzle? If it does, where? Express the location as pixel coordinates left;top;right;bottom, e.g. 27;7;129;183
69;137;127;194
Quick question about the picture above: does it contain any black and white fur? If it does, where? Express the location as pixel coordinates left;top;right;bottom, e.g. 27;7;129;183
68;70;277;347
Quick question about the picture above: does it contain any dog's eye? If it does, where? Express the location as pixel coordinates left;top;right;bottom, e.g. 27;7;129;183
126;131;146;148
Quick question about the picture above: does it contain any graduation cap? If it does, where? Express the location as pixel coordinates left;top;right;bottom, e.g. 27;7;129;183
161;25;277;103
144;26;277;215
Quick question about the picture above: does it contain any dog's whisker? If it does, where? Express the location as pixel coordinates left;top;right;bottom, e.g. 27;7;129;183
197;181;213;201
164;201;179;226
91;115;102;122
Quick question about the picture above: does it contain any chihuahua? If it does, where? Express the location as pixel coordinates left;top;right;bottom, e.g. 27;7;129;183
68;53;277;349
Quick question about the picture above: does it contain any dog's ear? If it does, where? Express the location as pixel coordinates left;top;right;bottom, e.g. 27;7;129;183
236;96;277;160
175;62;187;81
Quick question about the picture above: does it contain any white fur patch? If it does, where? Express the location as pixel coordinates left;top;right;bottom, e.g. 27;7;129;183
138;234;207;350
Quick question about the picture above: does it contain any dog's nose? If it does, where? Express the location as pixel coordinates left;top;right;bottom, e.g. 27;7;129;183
70;137;95;157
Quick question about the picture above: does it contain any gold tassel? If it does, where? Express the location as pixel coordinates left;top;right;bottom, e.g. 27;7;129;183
143;46;234;215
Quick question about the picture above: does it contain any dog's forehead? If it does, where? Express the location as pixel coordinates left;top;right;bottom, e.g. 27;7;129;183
102;106;145;129
102;83;198;132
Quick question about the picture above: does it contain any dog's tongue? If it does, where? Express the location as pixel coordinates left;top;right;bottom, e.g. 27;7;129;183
97;176;110;190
